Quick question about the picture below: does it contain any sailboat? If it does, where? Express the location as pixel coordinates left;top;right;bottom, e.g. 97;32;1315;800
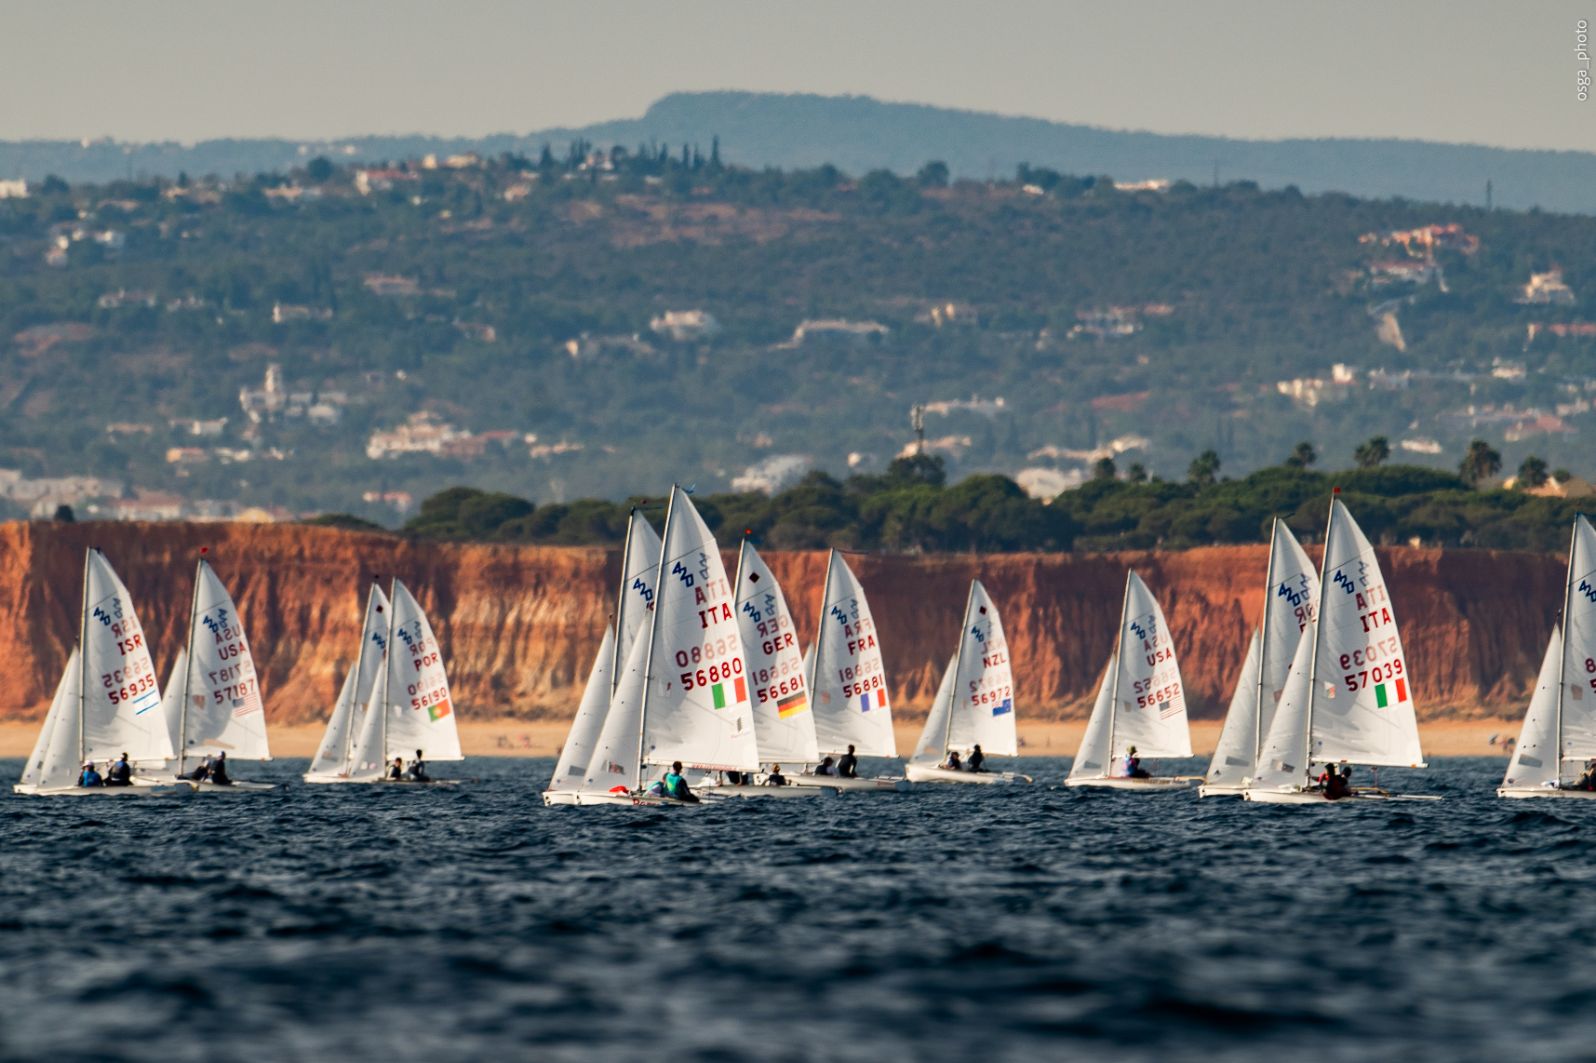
1499;515;1596;799
1244;497;1435;804
907;580;1031;784
572;485;759;805
545;508;661;805
792;549;908;790
701;540;829;798
1199;520;1319;797
163;556;274;791
15;549;181;797
304;581;390;783
343;579;465;784
1065;570;1194;790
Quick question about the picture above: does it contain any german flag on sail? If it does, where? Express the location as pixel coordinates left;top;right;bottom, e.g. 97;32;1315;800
711;676;747;709
776;691;808;718
1374;678;1408;708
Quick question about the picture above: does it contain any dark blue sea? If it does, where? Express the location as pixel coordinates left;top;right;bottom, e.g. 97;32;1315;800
0;756;1588;1062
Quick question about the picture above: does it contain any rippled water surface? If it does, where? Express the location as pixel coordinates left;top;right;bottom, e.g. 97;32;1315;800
1;756;1591;1062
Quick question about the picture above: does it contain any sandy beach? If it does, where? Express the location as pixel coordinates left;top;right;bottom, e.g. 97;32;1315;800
0;717;1520;761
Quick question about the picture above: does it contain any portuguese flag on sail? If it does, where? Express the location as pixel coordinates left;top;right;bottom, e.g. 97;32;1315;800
711;676;748;709
1374;677;1408;708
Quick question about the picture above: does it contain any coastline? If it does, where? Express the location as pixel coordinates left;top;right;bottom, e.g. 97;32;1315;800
0;718;1519;760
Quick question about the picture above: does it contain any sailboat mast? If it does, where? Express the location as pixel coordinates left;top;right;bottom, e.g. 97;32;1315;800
1304;499;1338;785
1253;520;1281;766
343;581;377;773
1555;518;1579;783
636;488;678;785
176;557;203;777
807;550;837;761
379;579;400;766
611;509;639;696
77;549;92;767
1105;571;1133;775
943;580;978;756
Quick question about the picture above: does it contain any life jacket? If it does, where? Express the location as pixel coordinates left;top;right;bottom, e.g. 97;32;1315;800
664;772;685;797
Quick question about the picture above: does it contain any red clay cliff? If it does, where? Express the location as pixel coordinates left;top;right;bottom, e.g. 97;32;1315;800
0;520;1563;724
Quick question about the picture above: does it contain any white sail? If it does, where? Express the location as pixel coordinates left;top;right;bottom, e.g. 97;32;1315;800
81;549;172;763
1067;657;1117;779
346;677;388;781
1501;626;1564;790
158;648;188;758
308;583;391;778
641;487;758;771
1205;629;1263;788
1250;623;1319;790
1308;500;1423;766
379;580;464;761
19;649;79;790
548;626;616;793
1107;571;1191;759
580;615;652;794
942;580;1017;757
1559;516;1596;756
734;542;820;765
911;654;959;763
614;511;662;691
176;559;269;764
809;550;897;757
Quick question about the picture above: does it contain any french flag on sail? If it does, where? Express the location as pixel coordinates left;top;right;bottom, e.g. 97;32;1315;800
858;688;886;713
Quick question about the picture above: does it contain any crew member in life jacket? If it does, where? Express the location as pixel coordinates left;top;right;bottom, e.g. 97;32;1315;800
387;756;405;781
1324;764;1351;800
1574;761;1596;792
661;761;699;803
814;756;838;777
941;750;963;771
407;749;429;782
766;764;788;787
967;745;986;773
206;751;232;786
1123;746;1150;779
77;761;103;788
105;752;132;787
837;745;859;779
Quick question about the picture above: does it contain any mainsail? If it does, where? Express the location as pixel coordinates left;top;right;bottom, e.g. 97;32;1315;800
175;559;269;767
18;649;80;791
911;654;959;763
1067;657;1117;780
808;550;897;757
1500;627;1563;790
1558;516;1596;757
942;580;1017;758
81;549;172;764
640;487;758;772
734;541;820;765
380;580;463;761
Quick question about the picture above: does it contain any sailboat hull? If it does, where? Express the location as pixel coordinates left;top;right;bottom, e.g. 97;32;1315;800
905;763;1031;785
1497;787;1596;800
701;784;833;799
13;784;186;798
1065;776;1193;791
542;790;582;806
788;774;910;792
1244;787;1441;804
180;780;276;793
1197;784;1247;798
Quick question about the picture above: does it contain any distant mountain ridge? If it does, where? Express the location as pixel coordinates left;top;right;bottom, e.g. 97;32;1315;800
5;90;1595;214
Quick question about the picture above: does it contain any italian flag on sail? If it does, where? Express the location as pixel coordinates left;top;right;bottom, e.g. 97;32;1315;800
1374;678;1408;708
711;676;748;709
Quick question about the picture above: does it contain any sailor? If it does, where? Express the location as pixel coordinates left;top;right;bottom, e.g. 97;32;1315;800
837;744;859;778
185;754;214;782
814;756;838;777
662;761;699;803
206;751;232;786
967;744;986;773
766;764;788;786
77;760;103;787
1324;766;1350;800
1316;763;1334;791
724;770;744;785
105;752;133;787
1574;761;1596;792
387;756;405;781
942;750;963;771
1124;746;1149;779
407;749;429;782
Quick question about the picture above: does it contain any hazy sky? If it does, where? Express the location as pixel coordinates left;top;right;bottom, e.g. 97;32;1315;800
5;0;1594;150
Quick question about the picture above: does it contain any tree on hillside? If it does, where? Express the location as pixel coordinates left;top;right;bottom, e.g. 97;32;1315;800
52;504;74;523
305;156;335;183
917;160;950;188
1284;441;1317;469
1554;468;1573;484
1354;436;1391;469
1516;455;1549;489
885;452;947;488
1125;463;1149;484
1188;450;1221;486
1092;456;1117;481
1459;439;1502;487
